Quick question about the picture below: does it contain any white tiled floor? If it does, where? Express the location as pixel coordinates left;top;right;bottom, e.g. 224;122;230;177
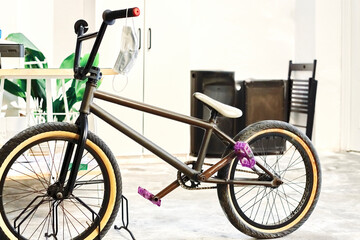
102;151;360;240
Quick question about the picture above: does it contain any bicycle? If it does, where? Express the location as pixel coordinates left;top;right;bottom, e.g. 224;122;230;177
0;7;321;240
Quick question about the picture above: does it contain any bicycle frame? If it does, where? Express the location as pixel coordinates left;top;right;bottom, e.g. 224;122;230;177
60;78;276;199
59;7;276;200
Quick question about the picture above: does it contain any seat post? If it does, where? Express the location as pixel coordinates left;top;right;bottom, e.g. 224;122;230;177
209;109;219;122
193;108;218;172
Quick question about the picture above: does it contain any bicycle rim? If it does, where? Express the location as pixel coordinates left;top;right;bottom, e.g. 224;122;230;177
0;130;117;240
229;129;318;232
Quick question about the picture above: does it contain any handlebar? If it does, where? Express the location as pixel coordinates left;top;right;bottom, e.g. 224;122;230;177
103;7;140;24
73;7;140;80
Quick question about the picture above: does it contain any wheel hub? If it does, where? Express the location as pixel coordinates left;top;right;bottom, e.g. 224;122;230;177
47;183;65;200
258;173;283;188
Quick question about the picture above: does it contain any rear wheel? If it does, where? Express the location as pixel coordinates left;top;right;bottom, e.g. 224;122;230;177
217;120;321;238
0;122;121;240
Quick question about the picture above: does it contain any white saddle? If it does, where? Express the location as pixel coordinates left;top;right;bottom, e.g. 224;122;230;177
193;92;242;118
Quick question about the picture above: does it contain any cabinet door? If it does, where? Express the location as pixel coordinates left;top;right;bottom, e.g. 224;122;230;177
95;0;145;156
349;0;360;151
143;0;191;155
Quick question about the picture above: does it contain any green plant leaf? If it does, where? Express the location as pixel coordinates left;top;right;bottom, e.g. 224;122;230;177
54;52;100;122
80;53;99;68
17;79;27;92
30;79;47;111
6;33;39;51
60;53;75;69
3;79;26;99
6;33;48;68
57;53;75;94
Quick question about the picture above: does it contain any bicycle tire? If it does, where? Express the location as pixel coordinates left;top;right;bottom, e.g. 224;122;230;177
217;120;321;239
0;122;122;240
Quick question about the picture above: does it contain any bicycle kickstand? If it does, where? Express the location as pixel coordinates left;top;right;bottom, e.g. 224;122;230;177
114;195;136;240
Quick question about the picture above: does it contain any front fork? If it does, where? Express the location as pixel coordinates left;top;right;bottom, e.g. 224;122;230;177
57;67;101;198
37;67;101;239
56;112;89;198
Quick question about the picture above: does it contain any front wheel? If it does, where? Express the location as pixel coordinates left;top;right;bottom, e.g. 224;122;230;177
0;122;122;240
217;120;321;239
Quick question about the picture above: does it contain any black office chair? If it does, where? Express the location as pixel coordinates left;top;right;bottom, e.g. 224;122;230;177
287;59;317;140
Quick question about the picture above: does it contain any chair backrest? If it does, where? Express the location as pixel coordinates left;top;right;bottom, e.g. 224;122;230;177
287;59;317;140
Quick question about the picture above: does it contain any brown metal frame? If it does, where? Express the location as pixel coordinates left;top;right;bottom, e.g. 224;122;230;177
81;87;276;200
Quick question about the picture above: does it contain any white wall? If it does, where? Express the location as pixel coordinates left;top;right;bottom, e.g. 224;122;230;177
0;0;54;65
313;0;342;151
53;0;96;67
294;0;315;62
291;0;344;152
0;0;96;67
190;0;294;81
0;0;349;153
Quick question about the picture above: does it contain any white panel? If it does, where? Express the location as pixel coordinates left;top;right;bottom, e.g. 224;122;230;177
94;0;145;156
53;0;86;67
314;0;342;151
294;0;315;62
143;0;191;155
1;0;54;66
349;0;360;151
189;0;295;80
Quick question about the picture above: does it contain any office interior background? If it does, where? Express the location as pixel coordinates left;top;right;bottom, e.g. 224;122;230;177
0;0;359;157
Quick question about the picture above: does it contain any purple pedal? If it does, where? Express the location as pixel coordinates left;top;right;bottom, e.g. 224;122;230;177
234;141;256;168
138;186;161;207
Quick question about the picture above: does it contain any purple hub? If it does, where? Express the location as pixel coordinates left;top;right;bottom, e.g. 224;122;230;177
233;141;256;168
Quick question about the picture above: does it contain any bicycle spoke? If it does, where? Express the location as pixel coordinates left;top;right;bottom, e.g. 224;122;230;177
20;153;49;186
74;160;99;183
249;187;261;219
283;173;306;184
261;188;271;224
247;187;270;220
266;190;279;224
27;204;51;239
66;198;93;223
46;140;58;184
8;168;48;189
28;148;49;186
276;188;299;209
235;185;259;200
269;144;295;172
237;187;265;211
38;144;53;175
60;204;85;233
63;202;73;239
74;173;103;191
3;177;45;196
3;191;44;208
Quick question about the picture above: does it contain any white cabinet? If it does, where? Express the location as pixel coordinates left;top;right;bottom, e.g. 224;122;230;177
95;0;145;156
142;0;191;154
95;0;190;156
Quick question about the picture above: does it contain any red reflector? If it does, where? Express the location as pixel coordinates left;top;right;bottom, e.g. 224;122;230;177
133;7;140;16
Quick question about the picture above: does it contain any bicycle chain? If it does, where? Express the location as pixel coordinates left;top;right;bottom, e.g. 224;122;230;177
177;160;257;190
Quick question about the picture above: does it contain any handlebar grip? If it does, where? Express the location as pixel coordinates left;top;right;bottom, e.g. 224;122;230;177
102;7;140;24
